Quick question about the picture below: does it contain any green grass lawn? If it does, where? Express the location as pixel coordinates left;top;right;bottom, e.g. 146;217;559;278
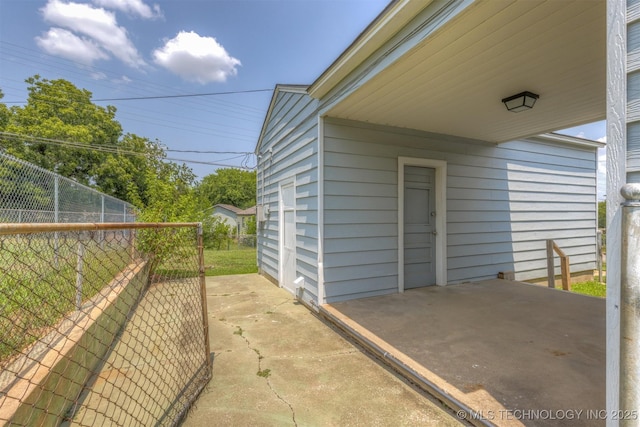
571;279;606;298
203;245;257;276
1;243;131;363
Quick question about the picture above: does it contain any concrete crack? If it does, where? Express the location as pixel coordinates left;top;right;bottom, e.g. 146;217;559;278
208;291;244;297
231;322;298;426
264;372;297;427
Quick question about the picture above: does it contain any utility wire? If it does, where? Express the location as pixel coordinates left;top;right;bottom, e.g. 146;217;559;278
0;91;260;142
0;41;267;114
0;132;256;169
92;89;272;102
0;132;253;155
2;87;272;104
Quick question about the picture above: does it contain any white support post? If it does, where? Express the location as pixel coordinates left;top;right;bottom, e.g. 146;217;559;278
607;1;628;423
619;185;640;424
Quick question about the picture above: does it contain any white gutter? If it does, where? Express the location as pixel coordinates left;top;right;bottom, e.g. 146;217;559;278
532;133;606;149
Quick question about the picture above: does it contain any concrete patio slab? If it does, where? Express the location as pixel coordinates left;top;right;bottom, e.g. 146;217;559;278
182;274;462;427
323;279;606;427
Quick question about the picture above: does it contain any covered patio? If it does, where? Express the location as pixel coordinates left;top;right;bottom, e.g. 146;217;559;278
321;280;605;427
310;2;610;422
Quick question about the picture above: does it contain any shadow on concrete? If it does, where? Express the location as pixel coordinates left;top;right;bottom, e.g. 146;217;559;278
323;279;605;427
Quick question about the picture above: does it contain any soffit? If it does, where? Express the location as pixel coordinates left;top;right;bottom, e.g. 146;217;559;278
324;0;605;143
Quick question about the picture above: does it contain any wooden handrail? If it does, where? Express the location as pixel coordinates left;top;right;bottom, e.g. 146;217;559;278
546;239;571;290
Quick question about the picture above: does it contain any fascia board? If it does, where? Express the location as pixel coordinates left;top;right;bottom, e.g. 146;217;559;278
532;133;606;149
308;0;431;99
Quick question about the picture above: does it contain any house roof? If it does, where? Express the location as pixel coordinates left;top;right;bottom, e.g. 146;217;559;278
535;133;605;150
311;0;605;144
238;206;256;216
213;204;256;216
309;0;424;99
213;204;243;215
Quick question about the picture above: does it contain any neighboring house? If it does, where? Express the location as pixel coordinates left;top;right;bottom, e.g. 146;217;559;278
255;0;605;306
212;204;256;235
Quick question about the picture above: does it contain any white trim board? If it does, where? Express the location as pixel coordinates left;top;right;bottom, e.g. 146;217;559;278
317;116;326;306
397;156;447;292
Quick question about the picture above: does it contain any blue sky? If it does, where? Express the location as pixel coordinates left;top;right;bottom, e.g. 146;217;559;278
0;0;605;198
0;0;389;175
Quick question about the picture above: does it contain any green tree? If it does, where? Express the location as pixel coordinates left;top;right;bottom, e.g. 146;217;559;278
136;163;199;274
598;200;606;229
202;215;232;249
3;75;122;184
93;133;174;208
0;89;9;131
196;168;256;209
136;162;198;223
0;76;199;213
245;216;257;235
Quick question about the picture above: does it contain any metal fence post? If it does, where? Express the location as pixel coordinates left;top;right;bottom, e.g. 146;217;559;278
129;229;136;261
75;240;84;310
620;183;640;420
0;222;209;424
100;196;105;245
54;176;59;224
197;223;211;372
54;176;59;268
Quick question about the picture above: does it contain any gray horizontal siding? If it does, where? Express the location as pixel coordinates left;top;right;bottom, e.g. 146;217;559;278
257;90;320;304
323;118;598;300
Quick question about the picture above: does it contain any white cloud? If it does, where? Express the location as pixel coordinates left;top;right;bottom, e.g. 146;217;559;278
40;0;146;68
114;75;132;84
36;27;108;64
152;31;241;84
90;71;108;80
92;0;163;20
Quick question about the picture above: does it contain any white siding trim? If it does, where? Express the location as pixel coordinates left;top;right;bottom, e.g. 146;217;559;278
607;0;626;422
398;156;447;291
317;116;326;305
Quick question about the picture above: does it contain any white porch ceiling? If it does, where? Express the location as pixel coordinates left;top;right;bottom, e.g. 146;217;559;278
324;0;605;143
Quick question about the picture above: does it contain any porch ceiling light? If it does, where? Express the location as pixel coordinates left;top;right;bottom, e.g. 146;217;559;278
501;91;539;113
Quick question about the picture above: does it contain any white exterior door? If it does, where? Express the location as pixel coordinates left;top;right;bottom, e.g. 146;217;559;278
403;166;437;288
280;182;296;294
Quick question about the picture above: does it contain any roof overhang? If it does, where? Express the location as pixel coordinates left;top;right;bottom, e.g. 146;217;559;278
533;133;606;150
311;0;605;144
309;0;432;99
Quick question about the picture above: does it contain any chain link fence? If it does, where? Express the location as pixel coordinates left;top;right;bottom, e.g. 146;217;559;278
0;222;210;426
0;152;136;223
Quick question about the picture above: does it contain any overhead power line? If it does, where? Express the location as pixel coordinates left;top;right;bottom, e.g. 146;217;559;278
0;41;267;113
1;88;272;104
91;89;272;102
0;131;256;169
